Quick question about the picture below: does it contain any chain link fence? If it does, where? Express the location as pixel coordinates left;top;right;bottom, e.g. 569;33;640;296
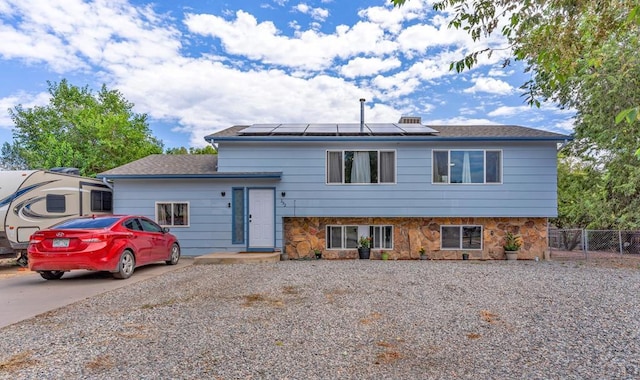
549;228;640;260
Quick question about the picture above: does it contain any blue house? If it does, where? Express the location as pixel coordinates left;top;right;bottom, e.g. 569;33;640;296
98;116;570;260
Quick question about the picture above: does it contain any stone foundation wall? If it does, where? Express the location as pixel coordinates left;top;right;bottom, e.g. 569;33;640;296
283;217;548;260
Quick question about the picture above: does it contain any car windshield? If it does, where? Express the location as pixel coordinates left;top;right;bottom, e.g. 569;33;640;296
53;217;120;229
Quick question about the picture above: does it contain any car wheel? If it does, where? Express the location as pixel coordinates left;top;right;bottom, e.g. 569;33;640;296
39;271;64;280
113;250;135;279
166;243;180;265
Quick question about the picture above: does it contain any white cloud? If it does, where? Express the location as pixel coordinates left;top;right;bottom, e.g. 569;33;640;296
185;11;401;71
0;91;50;129
0;0;572;148
0;0;182;73
464;77;513;95
424;116;498;125
340;56;401;78
488;105;530;117
294;3;329;22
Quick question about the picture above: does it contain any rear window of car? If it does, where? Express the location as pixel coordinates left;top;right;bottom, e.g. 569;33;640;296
53;217;120;229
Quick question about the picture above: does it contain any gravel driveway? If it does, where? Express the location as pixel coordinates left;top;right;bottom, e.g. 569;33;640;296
1;260;639;379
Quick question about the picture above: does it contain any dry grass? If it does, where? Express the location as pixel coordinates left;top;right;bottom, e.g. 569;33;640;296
242;293;284;307
115;323;149;339
467;332;482;339
375;350;402;364
359;311;383;325
480;310;500;324
140;298;179;310
281;285;300;295
324;287;350;303
85;354;116;371
0;351;37;372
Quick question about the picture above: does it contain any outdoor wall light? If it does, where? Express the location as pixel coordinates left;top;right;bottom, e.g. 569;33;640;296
281;192;286;198
221;191;226;197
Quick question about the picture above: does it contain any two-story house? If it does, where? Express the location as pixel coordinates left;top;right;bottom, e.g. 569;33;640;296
98;117;570;260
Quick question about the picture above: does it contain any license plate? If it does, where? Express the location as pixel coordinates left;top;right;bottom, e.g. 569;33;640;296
52;238;69;248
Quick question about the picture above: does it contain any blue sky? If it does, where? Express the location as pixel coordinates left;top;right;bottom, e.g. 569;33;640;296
0;0;574;150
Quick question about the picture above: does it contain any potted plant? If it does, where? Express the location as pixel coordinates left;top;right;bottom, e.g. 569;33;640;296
314;249;322;260
462;251;469;260
381;251;389;260
419;247;428;260
358;236;372;259
503;231;522;260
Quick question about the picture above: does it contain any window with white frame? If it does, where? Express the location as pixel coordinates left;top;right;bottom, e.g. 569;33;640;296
156;202;189;227
371;225;393;249
441;225;482;250
433;150;501;184
326;225;393;249
327;150;396;184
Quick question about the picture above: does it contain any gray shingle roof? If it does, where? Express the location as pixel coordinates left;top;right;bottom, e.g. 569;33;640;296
206;124;569;140
99;154;218;176
430;125;567;138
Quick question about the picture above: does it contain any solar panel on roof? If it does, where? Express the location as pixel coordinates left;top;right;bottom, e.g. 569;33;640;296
274;124;308;134
337;124;367;134
305;124;338;134
397;124;439;134
239;124;279;134
368;124;404;134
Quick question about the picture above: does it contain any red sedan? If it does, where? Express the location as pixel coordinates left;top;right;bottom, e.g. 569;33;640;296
28;215;180;280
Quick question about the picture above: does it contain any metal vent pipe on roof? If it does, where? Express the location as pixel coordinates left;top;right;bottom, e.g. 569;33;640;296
359;98;365;133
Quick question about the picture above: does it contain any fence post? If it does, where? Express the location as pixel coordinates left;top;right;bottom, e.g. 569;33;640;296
583;229;588;260
619;230;623;255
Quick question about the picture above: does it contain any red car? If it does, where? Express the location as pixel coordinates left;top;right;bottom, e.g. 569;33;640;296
28;215;180;280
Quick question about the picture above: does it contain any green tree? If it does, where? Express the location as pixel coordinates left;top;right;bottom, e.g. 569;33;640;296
166;146;217;155
3;79;163;176
553;154;605;229
391;0;640;128
393;0;640;229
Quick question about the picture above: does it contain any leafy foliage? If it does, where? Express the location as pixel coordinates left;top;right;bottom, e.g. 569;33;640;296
165;146;217;155
503;231;522;251
2;80;163;176
391;0;640;133
392;0;640;229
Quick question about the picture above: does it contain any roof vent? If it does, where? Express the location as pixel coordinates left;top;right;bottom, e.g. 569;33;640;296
49;167;80;175
399;116;421;124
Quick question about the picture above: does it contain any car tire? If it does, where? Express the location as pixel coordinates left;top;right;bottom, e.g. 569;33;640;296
113;250;135;279
166;243;180;265
39;271;65;280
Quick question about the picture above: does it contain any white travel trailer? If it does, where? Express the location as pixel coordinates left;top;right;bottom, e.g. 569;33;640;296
0;169;113;260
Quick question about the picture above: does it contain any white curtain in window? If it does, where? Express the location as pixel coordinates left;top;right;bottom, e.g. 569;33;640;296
351;152;371;183
379;151;394;183
462;151;471;183
328;152;343;183
175;203;188;225
157;204;170;225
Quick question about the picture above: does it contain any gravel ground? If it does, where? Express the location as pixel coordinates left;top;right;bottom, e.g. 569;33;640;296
1;260;639;380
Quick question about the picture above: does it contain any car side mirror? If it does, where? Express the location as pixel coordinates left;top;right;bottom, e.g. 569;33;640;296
162;227;170;233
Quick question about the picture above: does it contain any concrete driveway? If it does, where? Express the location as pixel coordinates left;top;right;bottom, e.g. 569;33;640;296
0;257;192;329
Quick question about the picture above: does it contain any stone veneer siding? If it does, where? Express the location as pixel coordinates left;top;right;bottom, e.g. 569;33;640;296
283;217;548;260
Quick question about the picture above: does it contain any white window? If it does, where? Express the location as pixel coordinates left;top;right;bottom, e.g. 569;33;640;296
327;225;358;249
433;150;502;184
327;150;396;184
326;225;393;249
371;226;393;249
441;225;482;250
156;202;189;227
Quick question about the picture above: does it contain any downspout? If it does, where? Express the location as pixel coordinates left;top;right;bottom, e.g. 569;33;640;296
359;98;365;133
102;177;113;190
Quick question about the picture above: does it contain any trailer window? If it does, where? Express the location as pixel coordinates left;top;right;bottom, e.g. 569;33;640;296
46;194;66;213
91;190;113;212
